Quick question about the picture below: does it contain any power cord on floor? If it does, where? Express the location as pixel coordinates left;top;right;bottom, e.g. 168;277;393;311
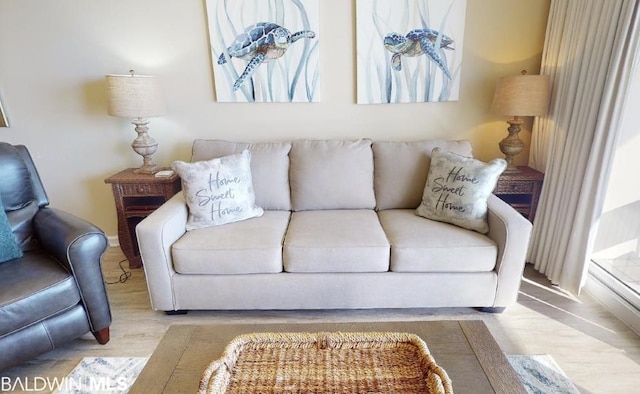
105;258;132;285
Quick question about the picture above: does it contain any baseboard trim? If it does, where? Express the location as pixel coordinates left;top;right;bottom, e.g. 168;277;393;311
107;236;120;247
585;265;640;336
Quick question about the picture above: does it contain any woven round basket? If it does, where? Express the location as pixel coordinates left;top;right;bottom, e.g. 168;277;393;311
199;331;453;394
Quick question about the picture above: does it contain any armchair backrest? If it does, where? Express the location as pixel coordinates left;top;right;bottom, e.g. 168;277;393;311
0;142;49;250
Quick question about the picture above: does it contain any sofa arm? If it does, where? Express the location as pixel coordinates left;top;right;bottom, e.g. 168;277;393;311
136;193;188;311
33;207;111;332
486;195;533;307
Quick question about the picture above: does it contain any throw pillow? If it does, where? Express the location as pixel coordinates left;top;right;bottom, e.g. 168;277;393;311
0;197;23;263
372;140;474;210
191;140;292;210
172;150;264;230
416;147;507;234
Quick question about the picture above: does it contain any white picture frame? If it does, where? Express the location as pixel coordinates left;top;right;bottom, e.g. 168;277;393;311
0;97;8;127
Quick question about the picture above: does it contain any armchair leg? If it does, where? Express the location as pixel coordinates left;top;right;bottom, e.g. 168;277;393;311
92;327;110;344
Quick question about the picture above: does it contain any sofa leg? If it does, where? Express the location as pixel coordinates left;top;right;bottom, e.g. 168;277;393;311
92;327;110;344
477;307;506;313
165;310;188;315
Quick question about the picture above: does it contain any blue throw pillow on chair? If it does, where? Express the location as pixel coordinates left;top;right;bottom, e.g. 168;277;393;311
0;197;23;263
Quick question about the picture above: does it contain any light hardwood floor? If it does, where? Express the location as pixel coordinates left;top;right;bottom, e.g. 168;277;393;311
3;247;640;393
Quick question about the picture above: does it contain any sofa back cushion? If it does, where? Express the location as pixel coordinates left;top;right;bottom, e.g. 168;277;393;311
290;139;375;211
191;140;291;210
373;140;473;210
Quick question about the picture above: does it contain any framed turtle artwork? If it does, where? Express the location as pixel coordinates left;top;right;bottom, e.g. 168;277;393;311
206;0;320;103
356;0;466;104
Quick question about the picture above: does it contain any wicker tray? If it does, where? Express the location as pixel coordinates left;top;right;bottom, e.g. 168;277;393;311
199;331;453;394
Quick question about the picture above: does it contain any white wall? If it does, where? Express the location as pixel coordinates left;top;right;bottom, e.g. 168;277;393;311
0;0;549;236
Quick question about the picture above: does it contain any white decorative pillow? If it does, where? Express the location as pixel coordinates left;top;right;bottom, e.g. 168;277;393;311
416;148;507;234
191;140;292;210
172;150;264;230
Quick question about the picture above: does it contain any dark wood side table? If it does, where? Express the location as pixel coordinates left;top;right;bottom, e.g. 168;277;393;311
494;166;544;222
105;169;181;268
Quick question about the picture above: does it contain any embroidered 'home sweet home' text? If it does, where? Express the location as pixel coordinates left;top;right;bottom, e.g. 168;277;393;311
195;171;244;219
432;167;479;212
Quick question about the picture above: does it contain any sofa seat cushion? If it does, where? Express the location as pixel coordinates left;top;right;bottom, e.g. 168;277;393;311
284;210;390;273
172;211;290;275
378;209;497;273
0;251;81;338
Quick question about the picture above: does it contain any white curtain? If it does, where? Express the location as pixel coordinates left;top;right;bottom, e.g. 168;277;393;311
527;0;640;295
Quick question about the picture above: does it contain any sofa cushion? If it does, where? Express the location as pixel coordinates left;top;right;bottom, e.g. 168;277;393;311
283;210;390;272
172;151;264;230
378;209;498;272
172;211;290;275
416;148;506;234
372;140;473;210
0;251;81;338
289;139;375;211
191;140;292;210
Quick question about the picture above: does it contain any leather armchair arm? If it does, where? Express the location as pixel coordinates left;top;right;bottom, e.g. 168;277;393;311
33;207;111;332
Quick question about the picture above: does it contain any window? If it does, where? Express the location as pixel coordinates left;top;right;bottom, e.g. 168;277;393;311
589;53;640;333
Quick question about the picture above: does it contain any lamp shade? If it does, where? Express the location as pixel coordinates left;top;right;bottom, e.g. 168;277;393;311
492;74;550;117
106;73;166;118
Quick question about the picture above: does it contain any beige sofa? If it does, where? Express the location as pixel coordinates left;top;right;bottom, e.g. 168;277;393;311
136;139;532;313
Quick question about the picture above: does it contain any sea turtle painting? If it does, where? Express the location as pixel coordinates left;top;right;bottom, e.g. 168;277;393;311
383;29;454;79
218;22;316;91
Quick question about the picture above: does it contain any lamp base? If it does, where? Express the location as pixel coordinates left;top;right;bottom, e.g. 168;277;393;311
131;118;159;174
499;117;524;170
133;161;159;175
502;166;523;175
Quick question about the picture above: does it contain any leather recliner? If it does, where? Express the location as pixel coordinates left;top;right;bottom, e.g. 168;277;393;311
0;142;111;371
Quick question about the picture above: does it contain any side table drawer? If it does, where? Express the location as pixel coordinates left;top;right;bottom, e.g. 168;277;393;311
120;183;167;196
494;182;534;194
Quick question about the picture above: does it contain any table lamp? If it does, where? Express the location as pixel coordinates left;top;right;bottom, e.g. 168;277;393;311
106;70;166;174
492;70;550;171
